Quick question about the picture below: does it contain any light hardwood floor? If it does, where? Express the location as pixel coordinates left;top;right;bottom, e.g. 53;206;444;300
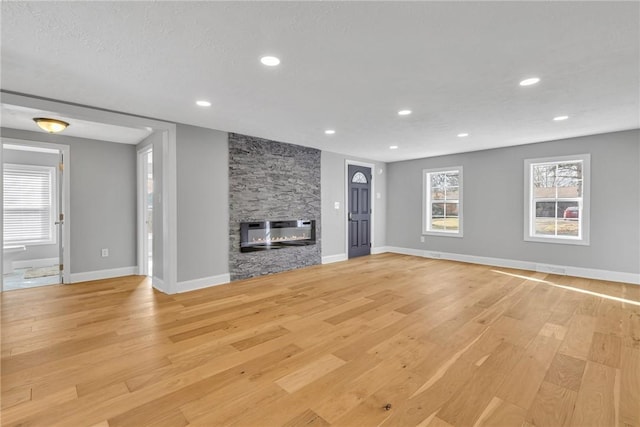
1;253;639;426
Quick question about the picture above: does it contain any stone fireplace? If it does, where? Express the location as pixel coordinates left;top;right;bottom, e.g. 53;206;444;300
229;133;321;280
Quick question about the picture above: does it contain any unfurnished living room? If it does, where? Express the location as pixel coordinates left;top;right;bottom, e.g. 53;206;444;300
1;2;639;426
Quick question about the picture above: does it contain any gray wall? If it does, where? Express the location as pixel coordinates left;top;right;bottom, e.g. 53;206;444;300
229;133;321;280
387;129;640;274
3;148;59;262
2;128;137;274
321;151;387;258
176;124;229;283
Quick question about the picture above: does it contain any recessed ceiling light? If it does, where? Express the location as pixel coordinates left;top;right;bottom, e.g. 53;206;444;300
196;100;211;107
553;115;569;121
260;56;280;66
397;110;412;116
457;133;469;137
389;145;399;149
519;77;540;86
324;129;335;135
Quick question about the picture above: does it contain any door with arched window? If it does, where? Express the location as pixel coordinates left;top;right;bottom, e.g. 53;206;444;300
348;164;371;258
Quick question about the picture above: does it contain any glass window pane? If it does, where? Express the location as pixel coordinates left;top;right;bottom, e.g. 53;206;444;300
445;187;459;200
557;178;582;198
431;218;445;230
558;201;580;236
533;164;556;187
446;218;459;231
352;172;367;183
444;202;458;217
535;201;557;219
446;173;459;187
431;173;445;189
535;218;556;235
557;162;582;180
431;203;444;218
431;188;445;200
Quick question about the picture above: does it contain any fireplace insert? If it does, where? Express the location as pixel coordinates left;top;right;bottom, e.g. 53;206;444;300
240;220;316;252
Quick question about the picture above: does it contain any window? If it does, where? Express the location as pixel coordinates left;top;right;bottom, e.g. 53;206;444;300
3;164;57;245
423;166;463;236
351;172;368;183
524;154;590;245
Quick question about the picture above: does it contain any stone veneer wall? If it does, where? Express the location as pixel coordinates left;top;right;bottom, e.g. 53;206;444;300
229;133;321;280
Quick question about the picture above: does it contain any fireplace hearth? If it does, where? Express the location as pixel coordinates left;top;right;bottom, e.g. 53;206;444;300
240;220;316;252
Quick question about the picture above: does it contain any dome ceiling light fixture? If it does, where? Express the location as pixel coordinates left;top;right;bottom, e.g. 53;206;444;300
33;117;70;133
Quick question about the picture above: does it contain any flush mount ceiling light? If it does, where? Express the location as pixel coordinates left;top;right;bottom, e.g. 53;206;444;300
196;100;211;107
324;129;336;135
397;110;412;116
260;56;280;66
457;133;469;137
389;145;399;149
553;115;569;121
519;77;540;86
33;117;69;133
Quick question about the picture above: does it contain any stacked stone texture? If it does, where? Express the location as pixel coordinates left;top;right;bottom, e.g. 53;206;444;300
229;133;321;281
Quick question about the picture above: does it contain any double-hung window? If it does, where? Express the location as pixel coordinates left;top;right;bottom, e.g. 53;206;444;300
524;154;590;245
423;166;463;236
3;163;57;245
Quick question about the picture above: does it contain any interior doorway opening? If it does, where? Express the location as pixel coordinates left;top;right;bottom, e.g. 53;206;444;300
138;145;153;277
2;140;70;291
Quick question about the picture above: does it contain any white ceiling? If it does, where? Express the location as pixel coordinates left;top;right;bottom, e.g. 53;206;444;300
1;2;638;162
1;104;151;145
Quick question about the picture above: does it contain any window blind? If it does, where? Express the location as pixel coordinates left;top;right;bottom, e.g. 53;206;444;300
3;164;56;245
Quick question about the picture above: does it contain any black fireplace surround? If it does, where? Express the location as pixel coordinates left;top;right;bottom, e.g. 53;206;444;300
240;220;316;252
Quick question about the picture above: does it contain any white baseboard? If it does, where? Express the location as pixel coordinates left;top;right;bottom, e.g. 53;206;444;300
13;257;59;269
151;276;166;293
177;273;231;293
322;253;348;264
371;246;390;255
385;246;640;285
70;266;138;284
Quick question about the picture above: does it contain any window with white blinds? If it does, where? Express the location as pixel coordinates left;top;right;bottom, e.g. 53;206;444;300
3;163;57;245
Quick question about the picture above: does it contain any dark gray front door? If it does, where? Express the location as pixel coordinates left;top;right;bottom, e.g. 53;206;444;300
348;165;371;258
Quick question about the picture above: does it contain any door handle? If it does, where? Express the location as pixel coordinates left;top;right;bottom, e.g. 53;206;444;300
348;212;353;221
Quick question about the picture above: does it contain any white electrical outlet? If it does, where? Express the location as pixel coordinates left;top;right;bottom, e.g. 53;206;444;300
334;201;340;210
420;236;425;243
101;248;109;257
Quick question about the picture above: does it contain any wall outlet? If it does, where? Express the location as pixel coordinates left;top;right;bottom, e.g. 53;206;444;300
334;201;340;210
101;248;109;257
420;236;425;243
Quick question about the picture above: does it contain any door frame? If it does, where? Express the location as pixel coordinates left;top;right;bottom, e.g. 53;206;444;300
0;137;72;289
344;160;375;258
137;144;152;276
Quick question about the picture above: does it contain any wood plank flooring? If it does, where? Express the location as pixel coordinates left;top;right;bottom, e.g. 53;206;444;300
1;253;639;426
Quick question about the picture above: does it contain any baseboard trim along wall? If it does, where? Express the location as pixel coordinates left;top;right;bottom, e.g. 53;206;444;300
383;247;640;285
322;254;348;264
177;273;231;293
70;266;138;284
13;257;59;269
371;246;390;255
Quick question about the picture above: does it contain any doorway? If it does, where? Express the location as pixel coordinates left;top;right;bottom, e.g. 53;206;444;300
137;145;153;277
2;139;70;290
347;163;372;258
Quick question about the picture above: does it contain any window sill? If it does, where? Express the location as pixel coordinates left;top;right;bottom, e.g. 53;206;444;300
524;235;589;246
423;231;464;238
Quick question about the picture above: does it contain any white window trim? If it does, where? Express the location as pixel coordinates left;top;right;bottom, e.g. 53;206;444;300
523;153;590;246
423;166;463;238
3;162;57;246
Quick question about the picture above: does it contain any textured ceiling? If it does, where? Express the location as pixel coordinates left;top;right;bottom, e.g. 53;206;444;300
1;104;151;144
1;2;638;162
